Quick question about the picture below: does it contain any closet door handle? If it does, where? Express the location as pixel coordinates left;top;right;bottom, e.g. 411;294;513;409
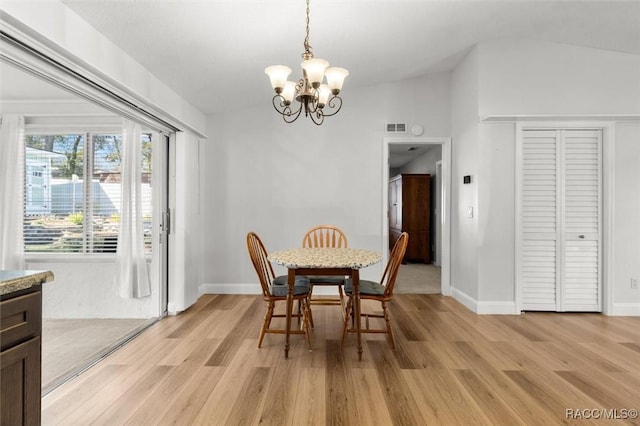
578;234;585;239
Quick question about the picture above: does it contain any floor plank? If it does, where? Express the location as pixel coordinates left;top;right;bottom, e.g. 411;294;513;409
42;294;640;425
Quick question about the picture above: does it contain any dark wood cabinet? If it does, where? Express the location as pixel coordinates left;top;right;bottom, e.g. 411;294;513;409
389;174;430;263
1;288;42;426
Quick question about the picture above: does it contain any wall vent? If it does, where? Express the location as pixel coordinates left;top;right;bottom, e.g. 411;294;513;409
385;123;407;133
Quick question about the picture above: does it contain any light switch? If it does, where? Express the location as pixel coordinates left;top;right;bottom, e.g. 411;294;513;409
467;207;474;218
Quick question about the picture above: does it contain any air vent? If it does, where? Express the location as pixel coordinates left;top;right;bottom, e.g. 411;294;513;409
385;123;407;133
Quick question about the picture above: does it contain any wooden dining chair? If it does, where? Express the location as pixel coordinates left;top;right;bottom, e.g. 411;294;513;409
341;232;408;349
302;225;348;307
246;232;312;349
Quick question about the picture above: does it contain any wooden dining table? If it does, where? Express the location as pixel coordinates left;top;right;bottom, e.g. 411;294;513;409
268;247;381;360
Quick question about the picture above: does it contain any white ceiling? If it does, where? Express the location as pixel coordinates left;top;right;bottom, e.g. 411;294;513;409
4;1;639;168
389;143;437;169
59;0;640;116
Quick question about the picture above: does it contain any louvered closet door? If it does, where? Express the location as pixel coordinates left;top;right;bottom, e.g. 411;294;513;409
521;129;602;312
521;130;559;310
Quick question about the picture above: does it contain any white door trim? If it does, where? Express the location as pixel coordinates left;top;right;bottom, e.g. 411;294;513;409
434;160;443;267
514;121;614;314
382;137;452;296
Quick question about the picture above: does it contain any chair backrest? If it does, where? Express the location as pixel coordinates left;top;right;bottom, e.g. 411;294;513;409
246;232;275;298
302;225;348;248
381;232;409;297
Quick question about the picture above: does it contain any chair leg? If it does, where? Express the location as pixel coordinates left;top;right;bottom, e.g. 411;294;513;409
297;300;303;326
258;301;274;348
340;287;350;323
382;301;395;349
341;297;353;347
303;298;312;349
306;296;314;329
338;284;345;312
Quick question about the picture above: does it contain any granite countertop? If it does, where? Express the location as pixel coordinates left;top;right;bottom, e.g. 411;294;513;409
0;270;54;296
269;248;381;269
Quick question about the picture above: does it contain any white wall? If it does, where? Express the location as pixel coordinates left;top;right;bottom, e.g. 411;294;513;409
477;122;515;303
478;39;640;117
202;72;451;292
450;47;480;302
612;122;640;313
400;146;442;175
472;39;640;313
169;132;204;313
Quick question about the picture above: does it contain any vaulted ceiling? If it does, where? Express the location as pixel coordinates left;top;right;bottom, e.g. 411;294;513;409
59;0;640;115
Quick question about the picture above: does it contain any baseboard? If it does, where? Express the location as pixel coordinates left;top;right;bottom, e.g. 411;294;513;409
477;300;519;315
198;283;341;296
450;287;477;312
199;283;261;295
608;303;640;316
450;286;519;315
199;284;638;316
450;287;639;315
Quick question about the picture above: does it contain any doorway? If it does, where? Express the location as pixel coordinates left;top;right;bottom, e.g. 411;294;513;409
382;137;451;296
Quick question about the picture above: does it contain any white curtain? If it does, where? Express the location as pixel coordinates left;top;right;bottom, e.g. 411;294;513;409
0;115;26;270
116;120;151;298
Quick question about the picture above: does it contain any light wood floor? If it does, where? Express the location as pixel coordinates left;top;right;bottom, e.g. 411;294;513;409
42;294;640;425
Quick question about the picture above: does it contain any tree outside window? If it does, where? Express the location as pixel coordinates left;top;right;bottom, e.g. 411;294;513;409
24;132;152;253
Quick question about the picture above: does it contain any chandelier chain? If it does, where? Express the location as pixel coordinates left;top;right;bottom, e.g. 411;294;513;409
304;0;312;56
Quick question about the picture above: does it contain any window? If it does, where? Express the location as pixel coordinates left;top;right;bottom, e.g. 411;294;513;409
24;131;152;254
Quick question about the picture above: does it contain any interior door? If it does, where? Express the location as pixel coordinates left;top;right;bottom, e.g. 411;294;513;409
561;130;602;311
520;129;602;312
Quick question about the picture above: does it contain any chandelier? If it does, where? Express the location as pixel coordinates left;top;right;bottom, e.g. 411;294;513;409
265;0;349;125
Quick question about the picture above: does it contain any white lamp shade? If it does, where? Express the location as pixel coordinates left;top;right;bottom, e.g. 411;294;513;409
265;65;292;91
302;58;329;86
317;84;331;106
325;67;349;93
281;81;298;103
